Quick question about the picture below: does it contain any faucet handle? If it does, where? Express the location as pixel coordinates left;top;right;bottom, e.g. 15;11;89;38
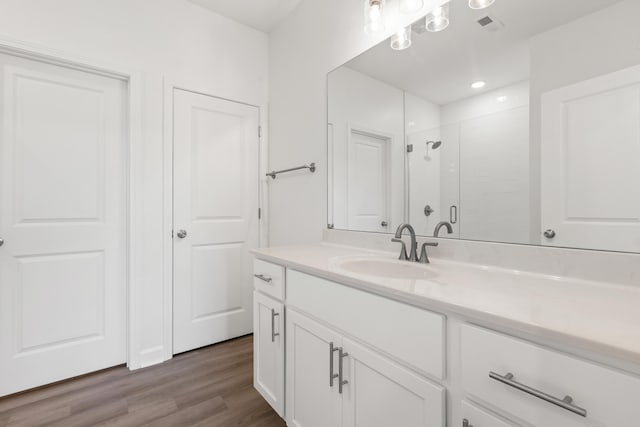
391;238;409;261
418;241;438;264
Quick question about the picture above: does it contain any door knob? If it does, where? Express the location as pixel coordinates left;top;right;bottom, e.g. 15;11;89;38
424;205;434;217
176;230;188;239
0;238;4;247
543;229;556;239
381;221;388;227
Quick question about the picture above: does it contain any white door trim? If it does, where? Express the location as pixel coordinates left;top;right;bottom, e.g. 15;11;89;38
0;35;144;369
162;77;267;362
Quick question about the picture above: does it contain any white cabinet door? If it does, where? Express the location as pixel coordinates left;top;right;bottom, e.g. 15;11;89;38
286;310;342;427
342;338;445;427
541;64;640;252
173;89;259;354
253;292;285;417
0;52;127;396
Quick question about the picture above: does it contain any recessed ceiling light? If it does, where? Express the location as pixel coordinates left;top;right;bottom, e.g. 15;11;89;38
497;95;507;102
471;81;486;89
469;0;496;10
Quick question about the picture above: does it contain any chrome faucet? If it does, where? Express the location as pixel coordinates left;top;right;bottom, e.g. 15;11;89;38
392;223;418;262
433;221;453;237
392;223;440;264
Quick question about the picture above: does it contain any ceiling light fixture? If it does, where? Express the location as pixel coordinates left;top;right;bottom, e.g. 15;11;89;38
469;0;495;10
390;25;412;50
399;0;424;14
426;3;450;32
471;81;486;89
364;0;386;35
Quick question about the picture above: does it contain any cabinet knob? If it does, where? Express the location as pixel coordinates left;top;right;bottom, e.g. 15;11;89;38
176;229;188;239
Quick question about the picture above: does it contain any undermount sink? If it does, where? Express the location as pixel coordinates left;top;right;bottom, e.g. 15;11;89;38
332;256;438;280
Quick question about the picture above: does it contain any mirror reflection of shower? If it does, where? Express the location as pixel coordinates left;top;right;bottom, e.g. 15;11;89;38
425;140;442;160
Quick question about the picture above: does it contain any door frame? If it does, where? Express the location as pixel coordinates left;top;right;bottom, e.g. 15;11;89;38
0;36;143;369
162;78;267;361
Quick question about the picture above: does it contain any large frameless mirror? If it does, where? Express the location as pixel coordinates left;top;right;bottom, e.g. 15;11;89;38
328;0;640;253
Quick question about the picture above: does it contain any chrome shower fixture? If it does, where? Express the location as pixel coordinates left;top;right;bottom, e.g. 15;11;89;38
426;140;442;150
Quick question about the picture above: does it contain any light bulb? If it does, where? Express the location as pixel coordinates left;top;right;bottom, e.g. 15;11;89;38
469;0;495;10
399;0;424;14
364;0;386;35
391;26;412;50
426;3;450;32
369;4;380;20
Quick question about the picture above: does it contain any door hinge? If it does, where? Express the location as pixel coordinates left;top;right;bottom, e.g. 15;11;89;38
258;208;262;219
406;144;413;153
258;126;262;138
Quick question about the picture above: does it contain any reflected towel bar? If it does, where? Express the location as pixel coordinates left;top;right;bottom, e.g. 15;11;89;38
266;163;316;179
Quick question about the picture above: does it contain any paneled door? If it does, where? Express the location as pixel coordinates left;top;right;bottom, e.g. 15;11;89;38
0;53;127;396
348;129;390;232
541;64;640;252
173;89;259;354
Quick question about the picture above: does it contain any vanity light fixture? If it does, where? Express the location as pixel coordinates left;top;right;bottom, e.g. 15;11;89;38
471;80;486;89
469;0;495;10
399;0;424;14
426;2;450;32
364;0;386;35
390;25;412;50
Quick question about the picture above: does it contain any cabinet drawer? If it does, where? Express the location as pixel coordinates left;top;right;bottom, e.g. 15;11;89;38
461;324;640;427
461;400;518;427
287;269;445;380
253;259;284;300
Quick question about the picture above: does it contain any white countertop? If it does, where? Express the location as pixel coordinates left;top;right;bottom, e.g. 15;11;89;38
252;243;640;365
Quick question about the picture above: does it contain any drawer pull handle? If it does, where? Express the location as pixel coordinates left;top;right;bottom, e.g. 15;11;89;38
270;309;280;342
489;371;587;418
338;347;349;394
329;342;339;387
254;274;273;283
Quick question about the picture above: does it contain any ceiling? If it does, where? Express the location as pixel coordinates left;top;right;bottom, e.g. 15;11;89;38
188;0;303;32
345;0;623;105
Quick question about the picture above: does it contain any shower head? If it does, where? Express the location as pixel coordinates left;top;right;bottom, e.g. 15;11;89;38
426;140;442;150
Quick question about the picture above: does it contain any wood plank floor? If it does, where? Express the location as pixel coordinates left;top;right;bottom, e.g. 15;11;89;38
0;335;286;427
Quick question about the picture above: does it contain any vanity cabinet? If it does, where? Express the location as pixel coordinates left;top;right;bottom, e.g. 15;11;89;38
252;260;286;417
286;309;446;427
461;400;519;427
461;324;640;427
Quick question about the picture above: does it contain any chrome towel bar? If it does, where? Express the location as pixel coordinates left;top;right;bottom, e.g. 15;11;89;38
266;163;316;179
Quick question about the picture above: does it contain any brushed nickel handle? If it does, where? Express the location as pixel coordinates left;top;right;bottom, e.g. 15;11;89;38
270;309;280;342
544;229;556;239
338;348;349;394
176;229;187;239
329;342;339;387
489;371;587;417
254;274;272;283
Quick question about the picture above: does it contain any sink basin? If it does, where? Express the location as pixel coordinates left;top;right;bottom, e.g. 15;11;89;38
332;256;438;280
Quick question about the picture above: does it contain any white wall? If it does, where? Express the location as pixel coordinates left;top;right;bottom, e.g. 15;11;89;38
405;93;442;236
529;0;640;244
268;0;447;246
0;0;268;368
442;82;530;244
328;67;404;231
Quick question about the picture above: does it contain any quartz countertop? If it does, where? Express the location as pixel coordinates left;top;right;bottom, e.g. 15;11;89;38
251;242;640;365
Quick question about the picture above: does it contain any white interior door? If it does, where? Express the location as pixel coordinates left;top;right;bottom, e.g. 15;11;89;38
173;89;259;354
0;53;127;397
348;129;390;232
541;65;640;252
